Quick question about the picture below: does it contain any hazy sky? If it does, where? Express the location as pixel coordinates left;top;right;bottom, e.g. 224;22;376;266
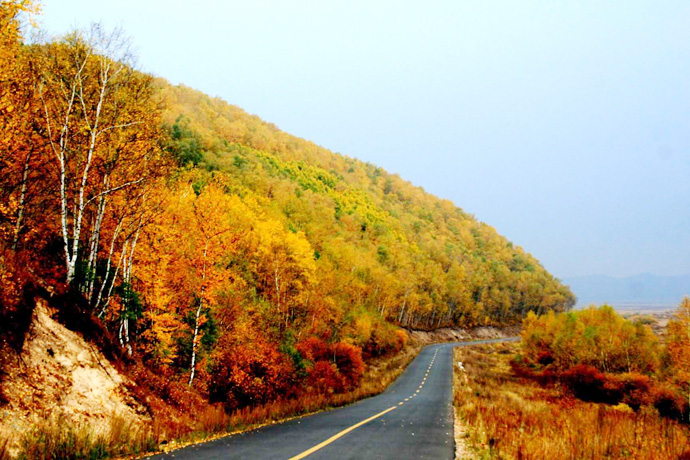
37;1;690;279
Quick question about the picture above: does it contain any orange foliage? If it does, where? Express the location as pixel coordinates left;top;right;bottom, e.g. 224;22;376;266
296;337;364;393
521;305;659;374
518;305;690;424
456;343;690;460
208;339;294;411
332;342;364;390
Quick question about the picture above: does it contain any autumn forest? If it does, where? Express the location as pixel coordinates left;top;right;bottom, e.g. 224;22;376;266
0;1;584;456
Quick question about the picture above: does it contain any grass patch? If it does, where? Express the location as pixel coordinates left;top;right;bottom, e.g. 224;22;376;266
453;342;690;460
17;413;156;460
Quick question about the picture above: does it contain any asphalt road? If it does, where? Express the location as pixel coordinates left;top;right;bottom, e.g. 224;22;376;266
147;338;514;460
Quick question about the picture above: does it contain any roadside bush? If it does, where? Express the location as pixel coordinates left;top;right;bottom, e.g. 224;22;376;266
332;342;364;390
296;336;329;362
208;340;294;411
521;306;660;374
129;362;205;414
362;322;406;359
616;372;654;410
305;361;341;393
296;337;365;393
560;366;656;409
510;357;557;386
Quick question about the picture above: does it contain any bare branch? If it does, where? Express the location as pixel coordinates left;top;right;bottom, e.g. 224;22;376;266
83;176;146;208
97;120;143;136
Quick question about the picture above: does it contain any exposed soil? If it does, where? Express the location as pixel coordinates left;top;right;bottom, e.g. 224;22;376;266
0;301;149;455
407;325;520;345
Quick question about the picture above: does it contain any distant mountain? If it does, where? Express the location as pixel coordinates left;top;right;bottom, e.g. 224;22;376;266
564;274;690;307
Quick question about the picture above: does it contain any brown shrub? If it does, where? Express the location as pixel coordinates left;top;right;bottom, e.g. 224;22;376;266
651;384;688;421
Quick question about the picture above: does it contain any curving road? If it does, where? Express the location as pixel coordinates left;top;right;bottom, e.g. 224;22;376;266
147;338;514;460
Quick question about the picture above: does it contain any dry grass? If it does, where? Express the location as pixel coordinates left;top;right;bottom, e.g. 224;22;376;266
453;343;690;460
17;413;156;460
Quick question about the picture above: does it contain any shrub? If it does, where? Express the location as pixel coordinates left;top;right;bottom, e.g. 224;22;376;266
651;384;688;421
561;364;614;403
616;373;653;410
296;336;329;362
129;363;205;413
362;322;405;358
521;306;660;375
296;337;365;393
208;340;294;411
305;361;341;393
332;342;364;390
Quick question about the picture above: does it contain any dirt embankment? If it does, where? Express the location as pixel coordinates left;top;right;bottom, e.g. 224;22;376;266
0;301;148;455
406;325;521;345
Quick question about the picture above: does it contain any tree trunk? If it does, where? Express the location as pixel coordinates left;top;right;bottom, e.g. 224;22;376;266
188;239;208;387
94;217;123;313
11;150;31;250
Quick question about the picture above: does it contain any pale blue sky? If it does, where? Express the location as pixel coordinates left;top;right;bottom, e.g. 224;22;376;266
37;1;690;279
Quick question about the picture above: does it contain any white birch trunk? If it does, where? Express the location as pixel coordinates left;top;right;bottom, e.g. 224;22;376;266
188;240;209;387
93;216;123;312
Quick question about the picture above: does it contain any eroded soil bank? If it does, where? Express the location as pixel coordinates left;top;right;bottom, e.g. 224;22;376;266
406;325;520;345
0;302;149;456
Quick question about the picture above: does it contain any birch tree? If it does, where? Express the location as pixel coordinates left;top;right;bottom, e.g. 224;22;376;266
33;24;162;286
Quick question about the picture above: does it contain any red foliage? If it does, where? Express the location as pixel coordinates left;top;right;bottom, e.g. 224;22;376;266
296;337;365;393
296;336;330;362
332;342;364;390
510;360;557;386
561;364;613;403
515;356;690;425
615;373;653;409
651;384;688;421
209;340;294;411
537;350;555;366
0;250;35;353
129;362;205;414
305;361;341;393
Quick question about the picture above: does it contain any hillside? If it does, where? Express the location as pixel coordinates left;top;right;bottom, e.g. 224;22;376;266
0;4;573;455
157;81;575;328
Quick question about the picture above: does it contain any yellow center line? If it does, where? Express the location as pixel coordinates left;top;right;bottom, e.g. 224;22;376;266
287;406;398;460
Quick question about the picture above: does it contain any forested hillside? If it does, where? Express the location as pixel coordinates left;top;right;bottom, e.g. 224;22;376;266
0;0;573;434
158;82;575;327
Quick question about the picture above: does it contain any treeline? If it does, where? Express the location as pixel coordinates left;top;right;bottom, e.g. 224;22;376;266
1;0;572;415
517;301;690;422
